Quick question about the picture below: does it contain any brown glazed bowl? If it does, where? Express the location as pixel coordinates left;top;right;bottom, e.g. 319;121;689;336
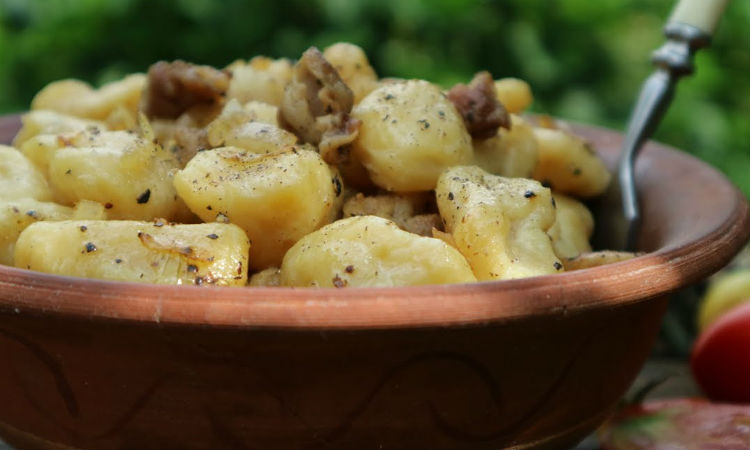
0;113;748;450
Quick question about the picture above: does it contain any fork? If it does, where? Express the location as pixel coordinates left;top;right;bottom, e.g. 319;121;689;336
593;0;730;251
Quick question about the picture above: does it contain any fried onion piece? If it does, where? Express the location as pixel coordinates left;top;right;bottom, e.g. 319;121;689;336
278;47;360;165
342;192;438;236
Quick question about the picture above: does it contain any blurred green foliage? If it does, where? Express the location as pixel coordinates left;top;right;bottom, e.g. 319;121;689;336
0;0;747;194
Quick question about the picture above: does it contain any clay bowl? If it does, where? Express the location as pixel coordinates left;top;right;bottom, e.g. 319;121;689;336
0;113;748;450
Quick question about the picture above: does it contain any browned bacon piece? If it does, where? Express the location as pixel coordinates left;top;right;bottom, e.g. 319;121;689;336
447;71;510;139
141;60;230;120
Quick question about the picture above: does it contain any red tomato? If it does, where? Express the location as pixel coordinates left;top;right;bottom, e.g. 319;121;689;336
690;301;750;403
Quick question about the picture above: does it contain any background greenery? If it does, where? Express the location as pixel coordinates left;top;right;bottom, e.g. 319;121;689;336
0;0;748;196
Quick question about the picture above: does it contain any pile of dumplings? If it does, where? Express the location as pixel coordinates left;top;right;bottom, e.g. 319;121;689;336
1;43;632;288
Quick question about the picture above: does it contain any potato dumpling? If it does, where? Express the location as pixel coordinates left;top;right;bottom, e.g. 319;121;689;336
69;199;109;220
103;104;139;131
31;74;145;123
226;56;293;107
323;42;378;104
548;193;594;259
248;267;281;287
14;220;249;286
20;133;64;174
562;251;640;272
0;145;53;202
206;99;297;153
0;199;106;265
531;127;611;198
352;80;473;192
326;167;347;223
243;101;280;126
473;114;538;178
280;215;476;287
174;146;341;270
494;78;533;114
436;166;562;280
33;127;183;220
1;200;72;265
12;110;104;148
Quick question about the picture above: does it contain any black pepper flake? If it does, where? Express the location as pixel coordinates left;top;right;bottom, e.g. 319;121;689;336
194;276;205;286
345;265;354;273
541;180;552;189
448;192;454;201
114;258;123;264
206;205;213;210
65;169;72;175
187;264;198;273
25;210;38;219
551;197;557;208
572;167;582;176
524;191;536;199
332;274;348;288
206;233;219;240
417;119;430;130
136;189;151;204
180;246;193;255
79;225;87;232
84;242;97;253
553;261;563;271
104;203;113;209
384;94;394;100
332;176;342;197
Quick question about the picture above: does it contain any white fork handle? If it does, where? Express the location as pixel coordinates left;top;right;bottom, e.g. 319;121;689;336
669;0;730;35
